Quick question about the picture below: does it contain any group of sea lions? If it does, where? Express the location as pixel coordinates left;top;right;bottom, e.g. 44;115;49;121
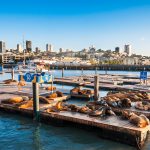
135;101;150;111
102;91;150;108
71;87;94;95
1;91;64;109
46;101;116;117
122;111;149;128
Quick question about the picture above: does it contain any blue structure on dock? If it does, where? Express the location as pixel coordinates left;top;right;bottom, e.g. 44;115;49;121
18;72;53;83
0;65;3;72
140;71;147;80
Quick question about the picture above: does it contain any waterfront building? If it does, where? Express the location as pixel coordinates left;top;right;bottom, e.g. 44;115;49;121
0;41;6;53
46;44;53;52
124;44;132;56
17;44;23;53
26;40;32;53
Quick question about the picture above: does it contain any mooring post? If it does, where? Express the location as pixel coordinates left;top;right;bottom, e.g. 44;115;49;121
51;76;54;93
33;82;40;121
94;75;99;101
82;68;83;75
95;67;97;75
62;68;64;78
11;67;14;81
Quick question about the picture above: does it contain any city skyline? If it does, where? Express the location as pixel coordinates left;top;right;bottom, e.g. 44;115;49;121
0;0;150;55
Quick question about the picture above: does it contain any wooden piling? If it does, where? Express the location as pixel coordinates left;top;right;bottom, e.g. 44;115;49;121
11;67;14;81
62;68;64;78
33;83;40;121
94;75;99;101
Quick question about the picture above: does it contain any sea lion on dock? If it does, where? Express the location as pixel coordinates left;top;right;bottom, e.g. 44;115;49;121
45;86;56;91
18;100;33;109
2;97;23;104
39;96;51;104
88;107;104;117
135;101;150;111
56;91;64;97
129;113;150;128
68;104;80;112
46;93;58;99
78;106;92;114
122;111;150;128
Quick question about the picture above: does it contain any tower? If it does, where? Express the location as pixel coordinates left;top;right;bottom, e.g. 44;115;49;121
26;41;32;53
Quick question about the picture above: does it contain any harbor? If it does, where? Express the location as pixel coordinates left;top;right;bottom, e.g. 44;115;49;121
0;69;150;150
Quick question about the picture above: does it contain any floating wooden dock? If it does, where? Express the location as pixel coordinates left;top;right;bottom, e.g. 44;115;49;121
0;97;150;149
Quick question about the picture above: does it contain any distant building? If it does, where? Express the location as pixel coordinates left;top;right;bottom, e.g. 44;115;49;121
35;47;40;53
89;45;96;53
46;44;53;52
0;41;6;53
59;48;63;53
26;41;32;53
17;44;23;53
115;47;120;53
124;44;132;56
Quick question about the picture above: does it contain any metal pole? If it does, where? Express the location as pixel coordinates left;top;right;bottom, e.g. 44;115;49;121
62;68;64;78
51;76;54;93
95;67;97;75
94;75;99;101
11;67;14;81
33;82;40;121
82;68;83;76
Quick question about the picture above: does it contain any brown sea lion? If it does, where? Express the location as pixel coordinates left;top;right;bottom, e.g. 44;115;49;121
2;97;23;104
39;96;51;104
56;91;64;97
78;106;92;114
129;113;150;128
45;86;56;91
46;93;58;99
18;100;33;109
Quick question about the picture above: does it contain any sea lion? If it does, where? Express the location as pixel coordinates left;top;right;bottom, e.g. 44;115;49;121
104;106;116;116
88;107;104;117
129;113;150;128
68;104;79;112
78;106;92;114
45;86;56;91
56;91;64;97
18;100;33;109
119;98;132;108
22;96;29;101
46;93;58;99
2;97;23;104
39;96;51;104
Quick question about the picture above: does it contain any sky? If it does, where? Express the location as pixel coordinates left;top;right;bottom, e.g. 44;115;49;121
0;0;150;55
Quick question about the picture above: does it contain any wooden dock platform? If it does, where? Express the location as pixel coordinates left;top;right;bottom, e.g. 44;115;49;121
0;98;149;149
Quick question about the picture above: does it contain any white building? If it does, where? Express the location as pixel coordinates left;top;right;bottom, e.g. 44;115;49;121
17;44;23;53
124;44;132;56
46;44;53;52
0;41;6;53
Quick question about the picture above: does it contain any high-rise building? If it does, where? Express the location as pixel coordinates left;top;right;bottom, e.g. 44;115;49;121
35;47;40;53
59;48;63;53
124;44;132;56
46;44;53;52
115;47;120;53
26;41;32;53
17;44;23;53
0;41;6;53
